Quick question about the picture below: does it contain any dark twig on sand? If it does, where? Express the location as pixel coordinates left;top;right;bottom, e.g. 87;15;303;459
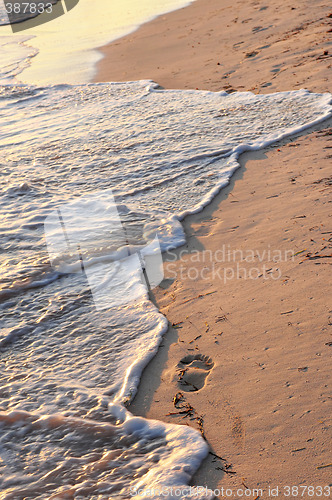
209;451;236;474
316;463;332;469
179;290;217;306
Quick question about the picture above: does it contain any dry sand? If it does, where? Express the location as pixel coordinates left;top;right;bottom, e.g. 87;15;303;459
95;0;332;496
95;0;331;94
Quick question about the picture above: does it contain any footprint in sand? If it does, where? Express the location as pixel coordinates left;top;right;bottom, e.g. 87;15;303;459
177;354;214;392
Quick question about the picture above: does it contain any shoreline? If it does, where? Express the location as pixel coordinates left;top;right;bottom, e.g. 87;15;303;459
1;0;195;85
129;115;332;492
95;0;332;493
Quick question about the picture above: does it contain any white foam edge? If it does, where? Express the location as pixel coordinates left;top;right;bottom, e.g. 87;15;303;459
172;89;332;221
112;309;168;405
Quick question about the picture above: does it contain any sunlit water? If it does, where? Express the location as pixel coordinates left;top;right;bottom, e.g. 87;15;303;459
0;80;331;498
0;0;195;84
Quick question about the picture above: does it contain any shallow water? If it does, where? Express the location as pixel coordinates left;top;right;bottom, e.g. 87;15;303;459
0;0;195;84
0;81;331;497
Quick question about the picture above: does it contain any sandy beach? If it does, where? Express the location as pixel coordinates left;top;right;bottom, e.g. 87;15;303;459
95;0;332;496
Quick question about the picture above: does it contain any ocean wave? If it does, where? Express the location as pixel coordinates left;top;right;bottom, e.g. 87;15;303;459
0;408;210;499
